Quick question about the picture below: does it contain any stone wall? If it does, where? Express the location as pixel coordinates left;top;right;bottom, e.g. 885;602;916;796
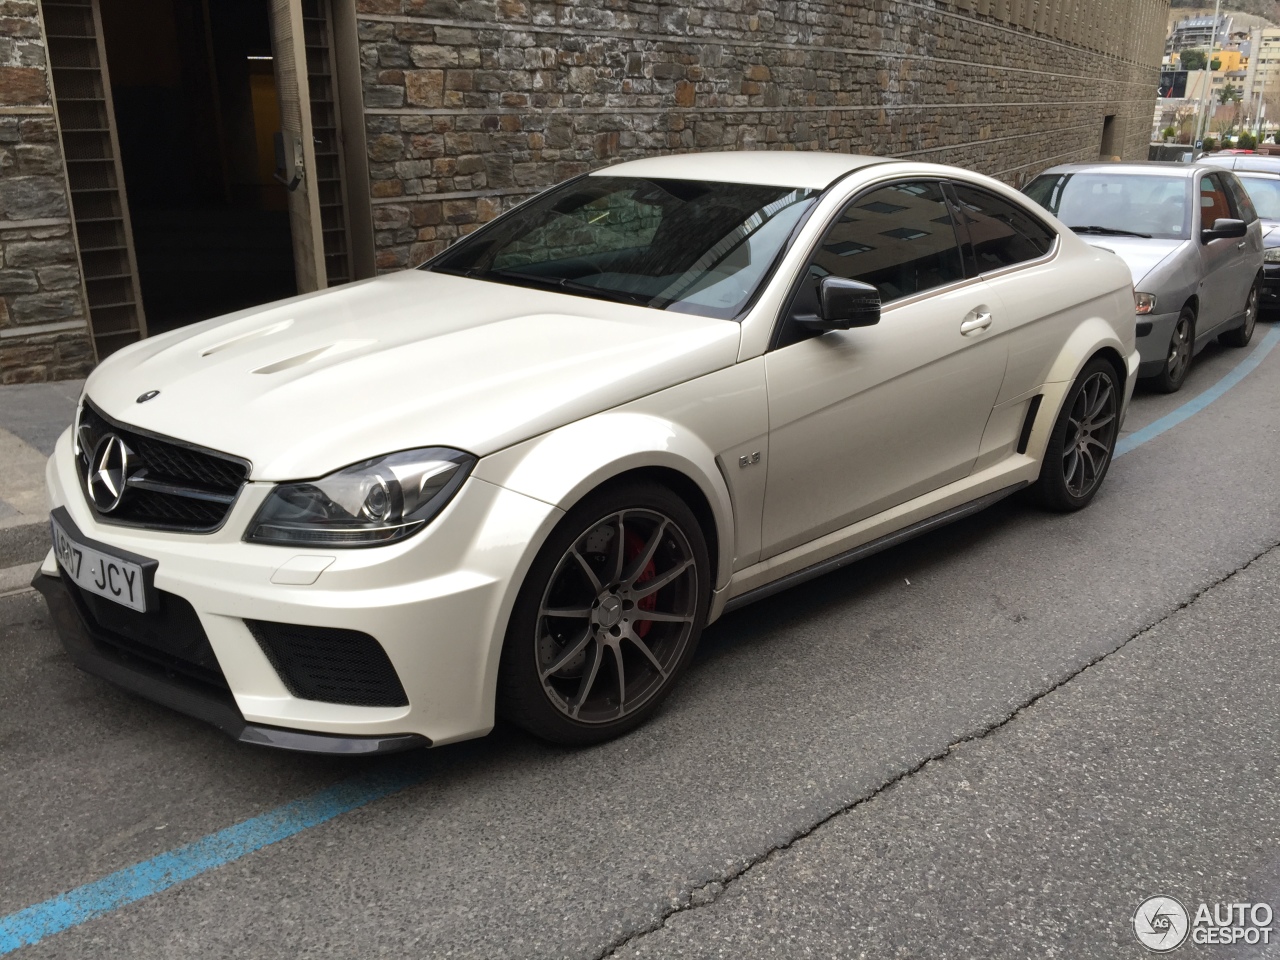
355;0;1168;271
0;0;93;384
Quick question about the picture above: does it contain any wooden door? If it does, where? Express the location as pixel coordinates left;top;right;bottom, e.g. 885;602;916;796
269;0;326;293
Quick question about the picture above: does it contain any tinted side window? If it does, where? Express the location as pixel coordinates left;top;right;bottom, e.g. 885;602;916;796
804;181;964;304
1218;172;1258;223
950;184;1055;271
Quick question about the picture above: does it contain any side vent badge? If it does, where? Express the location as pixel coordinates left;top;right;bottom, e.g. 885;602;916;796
136;390;160;404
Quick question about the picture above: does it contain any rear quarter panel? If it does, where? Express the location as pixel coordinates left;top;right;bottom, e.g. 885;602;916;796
995;232;1135;404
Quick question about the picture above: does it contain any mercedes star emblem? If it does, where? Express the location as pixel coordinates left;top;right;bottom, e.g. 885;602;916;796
136;390;160;404
87;434;132;513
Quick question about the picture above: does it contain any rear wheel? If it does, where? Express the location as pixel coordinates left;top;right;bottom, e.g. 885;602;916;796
1148;307;1194;394
497;481;710;745
1030;357;1120;512
1219;277;1258;348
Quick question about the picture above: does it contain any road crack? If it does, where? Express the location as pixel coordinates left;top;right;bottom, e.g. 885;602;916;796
589;537;1280;960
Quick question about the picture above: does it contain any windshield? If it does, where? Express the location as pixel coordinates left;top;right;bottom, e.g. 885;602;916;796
426;176;819;320
1236;174;1280;220
1024;173;1191;240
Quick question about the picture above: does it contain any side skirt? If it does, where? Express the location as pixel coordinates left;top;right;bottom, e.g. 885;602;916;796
721;481;1029;614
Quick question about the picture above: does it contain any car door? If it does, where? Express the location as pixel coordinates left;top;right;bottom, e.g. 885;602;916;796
1218;170;1265;316
760;179;1009;558
946;181;1061;408
1197;172;1241;337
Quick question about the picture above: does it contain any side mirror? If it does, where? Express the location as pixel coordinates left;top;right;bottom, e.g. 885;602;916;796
1201;217;1246;243
798;277;882;332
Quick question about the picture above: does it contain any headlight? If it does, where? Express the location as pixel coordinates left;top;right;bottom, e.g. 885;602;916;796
246;447;475;547
1264;248;1280;263
1134;292;1157;315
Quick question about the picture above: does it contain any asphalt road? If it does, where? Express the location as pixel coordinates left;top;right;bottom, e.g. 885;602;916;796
3;330;1280;958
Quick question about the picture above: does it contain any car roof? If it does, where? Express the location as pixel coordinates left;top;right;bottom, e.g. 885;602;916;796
594;151;893;189
1200;154;1280;174
1035;162;1205;178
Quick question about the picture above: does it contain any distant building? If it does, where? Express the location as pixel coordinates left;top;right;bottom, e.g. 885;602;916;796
1167;14;1234;55
1245;28;1280;102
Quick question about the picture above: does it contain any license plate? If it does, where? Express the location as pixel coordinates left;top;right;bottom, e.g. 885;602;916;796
51;513;150;613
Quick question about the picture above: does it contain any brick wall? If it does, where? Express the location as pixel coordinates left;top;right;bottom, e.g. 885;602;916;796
0;0;93;384
355;0;1168;271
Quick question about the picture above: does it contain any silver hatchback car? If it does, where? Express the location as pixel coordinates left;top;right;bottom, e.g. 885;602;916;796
1024;162;1263;391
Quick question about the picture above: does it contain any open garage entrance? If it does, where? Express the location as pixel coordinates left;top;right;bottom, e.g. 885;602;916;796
101;0;295;336
42;0;370;357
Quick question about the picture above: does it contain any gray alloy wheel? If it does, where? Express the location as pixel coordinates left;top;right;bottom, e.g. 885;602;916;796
497;481;710;745
1061;369;1118;500
1148;307;1195;394
535;508;699;724
1220;279;1258;348
1029;356;1120;512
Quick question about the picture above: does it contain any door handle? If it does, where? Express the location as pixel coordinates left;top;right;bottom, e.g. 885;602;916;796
960;312;992;336
1237;241;1247;249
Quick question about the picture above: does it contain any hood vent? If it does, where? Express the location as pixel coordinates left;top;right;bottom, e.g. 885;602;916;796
252;340;376;375
201;319;294;357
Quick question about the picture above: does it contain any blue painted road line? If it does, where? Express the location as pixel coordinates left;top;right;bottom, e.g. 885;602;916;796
1115;323;1280;458
0;763;424;955
2;325;1279;955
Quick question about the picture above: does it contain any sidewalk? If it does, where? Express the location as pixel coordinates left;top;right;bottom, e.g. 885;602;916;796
0;380;82;593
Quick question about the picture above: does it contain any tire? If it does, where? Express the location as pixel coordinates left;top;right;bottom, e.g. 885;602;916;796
1030;357;1121;513
1147;307;1195;394
497;480;711;745
1219;277;1259;348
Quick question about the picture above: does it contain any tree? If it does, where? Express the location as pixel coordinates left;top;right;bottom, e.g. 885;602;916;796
1181;48;1208;71
1219;83;1241;105
1239;131;1257;149
1210;57;1223;70
1203;136;1218;151
1175;103;1197;143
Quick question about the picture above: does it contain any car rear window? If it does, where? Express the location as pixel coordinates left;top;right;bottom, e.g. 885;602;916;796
1235;174;1280;220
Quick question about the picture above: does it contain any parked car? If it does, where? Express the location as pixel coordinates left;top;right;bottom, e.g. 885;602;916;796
1197;153;1280;313
35;152;1138;752
1024;162;1263;392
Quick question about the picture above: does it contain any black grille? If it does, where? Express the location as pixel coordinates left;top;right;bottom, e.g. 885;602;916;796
246;620;409;708
65;580;229;691
77;401;250;532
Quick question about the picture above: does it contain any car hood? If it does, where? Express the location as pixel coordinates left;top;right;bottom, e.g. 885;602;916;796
1262;219;1280;245
1076;236;1185;287
85;270;742;480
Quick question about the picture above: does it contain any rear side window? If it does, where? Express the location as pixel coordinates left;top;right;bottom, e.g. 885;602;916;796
1219;172;1258;223
949;184;1055;271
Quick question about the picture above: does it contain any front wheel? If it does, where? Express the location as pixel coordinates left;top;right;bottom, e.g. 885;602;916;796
1030;357;1121;513
1147;307;1195;394
1219;277;1259;348
497;481;710;745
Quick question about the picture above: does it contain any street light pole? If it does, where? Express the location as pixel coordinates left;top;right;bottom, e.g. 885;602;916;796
1194;0;1224;150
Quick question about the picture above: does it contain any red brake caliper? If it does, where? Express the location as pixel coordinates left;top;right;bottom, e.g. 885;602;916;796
624;530;657;638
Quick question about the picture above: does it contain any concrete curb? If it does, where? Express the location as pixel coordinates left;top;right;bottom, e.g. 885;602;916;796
0;519;48;569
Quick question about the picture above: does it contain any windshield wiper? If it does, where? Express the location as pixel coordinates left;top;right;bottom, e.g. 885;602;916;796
1067;225;1152;239
479;269;653;307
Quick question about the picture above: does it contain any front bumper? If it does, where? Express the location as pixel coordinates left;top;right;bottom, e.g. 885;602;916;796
38;428;563;750
1135;309;1180;378
33;569;427;754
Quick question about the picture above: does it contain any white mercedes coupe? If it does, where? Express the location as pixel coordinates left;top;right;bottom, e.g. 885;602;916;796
36;152;1138;753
